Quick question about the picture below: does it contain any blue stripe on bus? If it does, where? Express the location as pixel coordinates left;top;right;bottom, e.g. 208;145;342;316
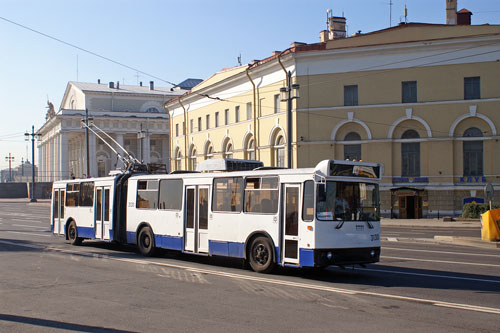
126;232;136;244
209;240;245;258
109;230;113;240
77;226;95;239
299;248;315;267
156;235;183;251
51;224;54;232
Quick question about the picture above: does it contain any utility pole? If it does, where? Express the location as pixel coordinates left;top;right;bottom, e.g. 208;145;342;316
84;108;92;178
279;71;300;169
5;153;14;182
21;157;24;177
25;125;40;202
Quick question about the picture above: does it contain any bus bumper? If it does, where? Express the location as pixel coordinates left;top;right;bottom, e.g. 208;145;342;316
313;247;380;267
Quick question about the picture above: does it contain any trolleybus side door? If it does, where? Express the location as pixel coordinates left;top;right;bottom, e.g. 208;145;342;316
283;184;300;264
53;189;64;235
94;186;111;240
184;185;210;254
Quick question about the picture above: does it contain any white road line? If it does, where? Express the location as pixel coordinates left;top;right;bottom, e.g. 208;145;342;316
383;246;500;258
13;224;48;229
3;231;51;237
1;240;499;315
382;255;500;268
387;237;398;242
357;267;500;284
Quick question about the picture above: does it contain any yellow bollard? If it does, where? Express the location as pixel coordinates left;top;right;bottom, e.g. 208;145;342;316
480;209;500;241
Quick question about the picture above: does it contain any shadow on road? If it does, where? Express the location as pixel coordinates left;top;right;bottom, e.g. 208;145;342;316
0;313;134;332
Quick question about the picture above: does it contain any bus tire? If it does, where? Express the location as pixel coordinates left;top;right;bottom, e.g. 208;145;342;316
248;236;275;273
67;221;82;246
138;226;155;257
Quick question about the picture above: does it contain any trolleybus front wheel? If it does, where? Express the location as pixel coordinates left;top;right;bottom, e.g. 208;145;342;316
248;236;275;273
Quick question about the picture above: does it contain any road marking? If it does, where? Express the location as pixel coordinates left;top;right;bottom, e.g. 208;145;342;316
382;255;500;268
1;240;499;315
386;237;398;242
383;246;500;258
3;231;51;237
357;267;500;284
13;224;48;229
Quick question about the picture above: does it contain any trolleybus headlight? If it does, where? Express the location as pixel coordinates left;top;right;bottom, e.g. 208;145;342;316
326;251;333;260
370;250;375;257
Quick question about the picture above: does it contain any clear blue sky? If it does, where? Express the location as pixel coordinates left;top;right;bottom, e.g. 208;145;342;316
0;0;498;170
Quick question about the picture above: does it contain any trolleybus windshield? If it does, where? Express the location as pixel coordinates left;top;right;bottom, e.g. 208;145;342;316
316;181;379;221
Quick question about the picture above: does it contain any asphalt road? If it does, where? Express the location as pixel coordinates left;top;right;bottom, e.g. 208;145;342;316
0;202;499;332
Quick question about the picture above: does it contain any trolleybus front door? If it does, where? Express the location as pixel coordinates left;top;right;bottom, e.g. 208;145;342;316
184;186;209;254
95;186;111;240
283;184;300;264
53;189;64;235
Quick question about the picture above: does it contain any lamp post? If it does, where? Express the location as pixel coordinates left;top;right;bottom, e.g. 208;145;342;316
280;71;300;169
25;125;41;202
5;153;14;182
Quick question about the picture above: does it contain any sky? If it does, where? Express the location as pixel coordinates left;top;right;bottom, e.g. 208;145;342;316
0;0;498;171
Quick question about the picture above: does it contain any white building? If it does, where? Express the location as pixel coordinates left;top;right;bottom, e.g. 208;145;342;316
38;80;199;181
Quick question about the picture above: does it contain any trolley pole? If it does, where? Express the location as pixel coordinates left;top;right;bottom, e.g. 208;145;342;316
85;108;90;178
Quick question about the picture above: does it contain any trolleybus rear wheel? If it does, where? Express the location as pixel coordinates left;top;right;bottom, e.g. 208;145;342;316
67;221;82;246
248;236;275;273
138;226;155;257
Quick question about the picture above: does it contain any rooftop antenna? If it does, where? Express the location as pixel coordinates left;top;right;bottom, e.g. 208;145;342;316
237;53;242;66
404;4;408;24
326;9;332;30
389;0;393;27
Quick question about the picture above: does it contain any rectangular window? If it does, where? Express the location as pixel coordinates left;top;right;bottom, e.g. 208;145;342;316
159;179;183;210
225;109;229;125
344;85;358;106
198;117;202;132
65;183;79;207
402;142;420;177
212;177;243;212
175;123;179;137
344;144;361;161
246;102;252;120
79;182;94;207
464;141;483;176
136;180;159;209
235;106;240;123
302;180;314;222
402;81;417;103
215;112;219;127
464;77;480;100
190;119;194;133
206;114;210;130
244;177;279;214
274;94;280;113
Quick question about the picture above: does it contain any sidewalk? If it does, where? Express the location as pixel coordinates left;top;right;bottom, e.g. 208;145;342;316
381;217;480;228
0;198;51;206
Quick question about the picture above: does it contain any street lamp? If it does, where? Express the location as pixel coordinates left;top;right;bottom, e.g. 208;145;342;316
4;153;15;182
280;71;300;169
25;125;41;202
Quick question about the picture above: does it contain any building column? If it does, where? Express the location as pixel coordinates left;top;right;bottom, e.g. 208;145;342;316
143;134;151;164
115;134;124;169
55;134;61;181
162;136;170;172
60;132;69;180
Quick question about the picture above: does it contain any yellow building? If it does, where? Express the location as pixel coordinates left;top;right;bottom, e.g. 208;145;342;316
166;21;500;218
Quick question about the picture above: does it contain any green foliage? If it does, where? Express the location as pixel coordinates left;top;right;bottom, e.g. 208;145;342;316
462;203;500;218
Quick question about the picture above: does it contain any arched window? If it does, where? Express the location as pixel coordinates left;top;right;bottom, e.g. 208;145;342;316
205;143;214;160
463;127;483;176
401;129;420;177
189;146;197;171
223;139;233;159
145;107;159;113
174;148;182;171
343;132;361;160
273;135;285;167
245;136;255;160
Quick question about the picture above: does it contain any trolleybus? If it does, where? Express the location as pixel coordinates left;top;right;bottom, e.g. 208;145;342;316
51;159;382;273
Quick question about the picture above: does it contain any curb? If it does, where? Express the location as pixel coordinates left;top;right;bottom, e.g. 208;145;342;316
382;236;500;249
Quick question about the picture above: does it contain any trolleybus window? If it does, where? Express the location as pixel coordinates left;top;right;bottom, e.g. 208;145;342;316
66;183;79;207
302;180;314;221
212;177;243;212
159;179;183;210
136;180;159;209
244;176;279;214
316;182;379;221
79;182;94;207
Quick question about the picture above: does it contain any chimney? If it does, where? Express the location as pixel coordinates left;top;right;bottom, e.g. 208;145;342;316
109;81;114;89
116;81;120;89
446;0;457;25
98;79;101;84
457;9;472;25
272;51;281;56
149;81;154;91
320;10;347;42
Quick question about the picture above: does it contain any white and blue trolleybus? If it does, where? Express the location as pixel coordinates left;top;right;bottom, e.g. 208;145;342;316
51;157;382;273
